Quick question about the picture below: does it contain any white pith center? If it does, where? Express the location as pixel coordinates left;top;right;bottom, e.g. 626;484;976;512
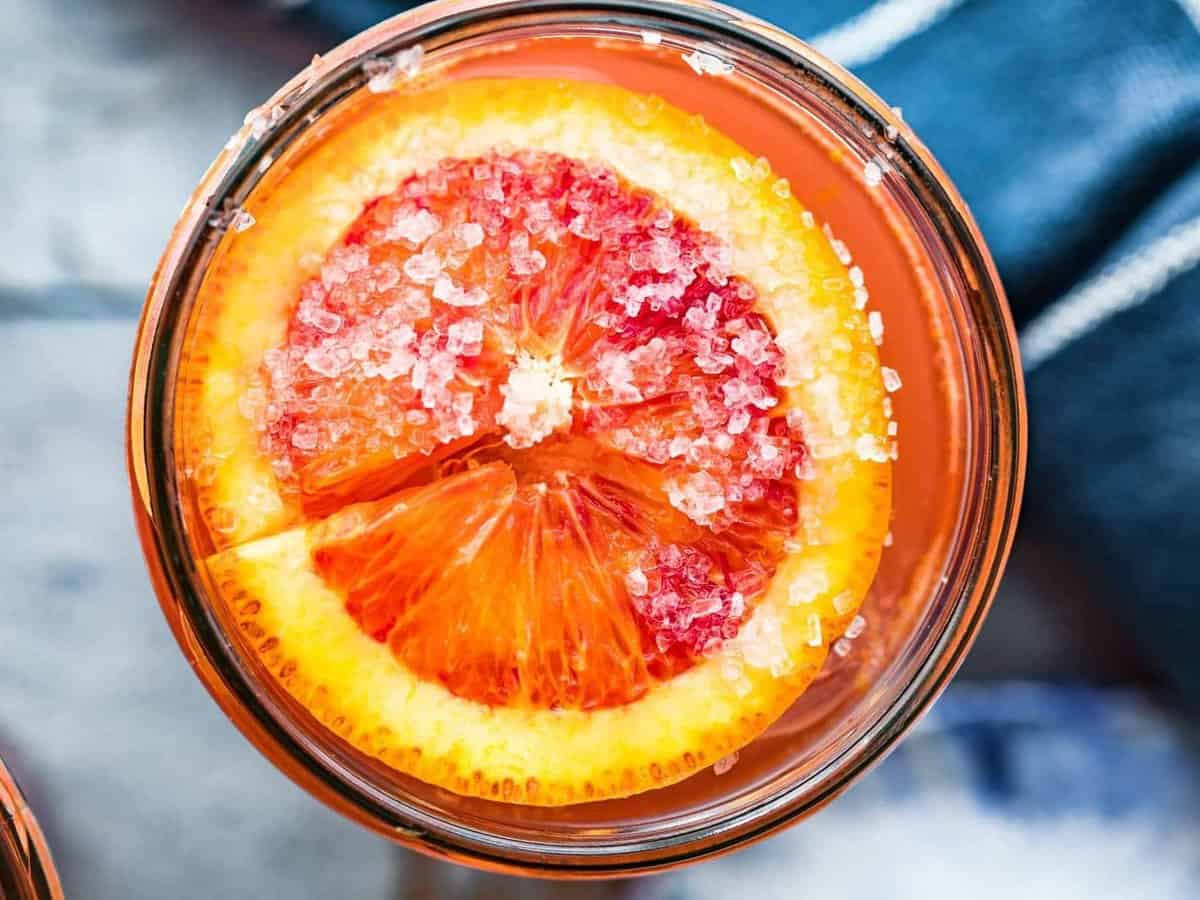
495;351;576;449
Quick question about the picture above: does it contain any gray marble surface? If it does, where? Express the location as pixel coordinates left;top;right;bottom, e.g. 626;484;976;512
0;0;321;291
0;0;1174;897
0;321;403;897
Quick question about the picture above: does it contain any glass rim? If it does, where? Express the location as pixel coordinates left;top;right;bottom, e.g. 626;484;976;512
127;0;1026;877
0;757;63;900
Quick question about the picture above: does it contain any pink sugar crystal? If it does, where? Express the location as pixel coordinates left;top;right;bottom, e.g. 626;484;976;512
387;207;441;245
446;318;484;356
667;471;726;524
403;249;442;283
630;544;749;655
433;274;488;307
730;328;771;365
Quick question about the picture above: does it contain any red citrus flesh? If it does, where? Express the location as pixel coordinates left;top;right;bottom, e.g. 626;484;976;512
253;151;808;709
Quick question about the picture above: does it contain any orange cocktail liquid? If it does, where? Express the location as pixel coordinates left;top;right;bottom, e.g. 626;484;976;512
213;34;965;822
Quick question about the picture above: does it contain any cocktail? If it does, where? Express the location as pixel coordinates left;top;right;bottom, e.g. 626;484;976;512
128;0;1023;876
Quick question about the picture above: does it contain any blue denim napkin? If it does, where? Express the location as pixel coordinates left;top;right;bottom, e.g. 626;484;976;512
298;0;1200;701
633;684;1200;899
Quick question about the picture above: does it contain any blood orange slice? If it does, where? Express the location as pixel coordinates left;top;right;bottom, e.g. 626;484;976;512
314;435;794;706
191;79;891;804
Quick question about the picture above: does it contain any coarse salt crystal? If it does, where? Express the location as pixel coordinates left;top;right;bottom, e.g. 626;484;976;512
788;570;827;606
388;208;440;244
238;385;265;422
731;329;772;365
683;49;734;76
245;484;283;516
452;221;484;249
713;753;739;776
641;29;663;45
864;159;884;187
845;615;867;639
695;350;734;374
720;658;752;696
736;608;792;675
648;235;681;273
772;177;791;198
433;274;488;307
404;249;442;283
592;351;643;403
730;157;753;181
822;224;853;265
805;612;822;647
244;104;285;140
508;232;547;276
832;638;852;657
568;214;601;241
290;422;319;451
303;344;346;378
881;366;902;392
667;470;726;523
298;303;342;334
868;310;884;344
832;591;855;615
727;409;750;435
446;318;484;356
482;180;505;202
683;299;716;332
884;530;894;547
230;209;256;232
855;433;889;463
626;568;649;596
208;201;255;233
369;262;401;293
364;45;424;93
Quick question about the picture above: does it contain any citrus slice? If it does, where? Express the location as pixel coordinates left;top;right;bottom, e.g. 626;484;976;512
189;78;892;804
